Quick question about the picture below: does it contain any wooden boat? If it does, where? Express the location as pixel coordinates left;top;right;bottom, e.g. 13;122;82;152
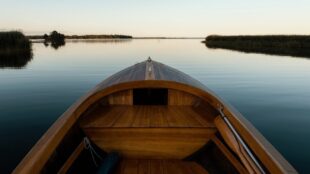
14;58;297;174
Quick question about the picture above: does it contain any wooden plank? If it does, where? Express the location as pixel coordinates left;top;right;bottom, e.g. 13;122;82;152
117;159;208;174
57;141;84;174
214;116;262;174
123;160;139;174
138;160;150;174
149;106;169;127
164;160;185;174
113;107;136;127
212;136;248;174
168;89;197;105
132;106;150;127
150;159;164;174
108;90;133;105
192;102;218;123
173;107;203;127
140;106;150;127
188;162;210;174
183;107;214;127
80;106;215;128
87;106;125;127
83;128;216;159
165;107;188;127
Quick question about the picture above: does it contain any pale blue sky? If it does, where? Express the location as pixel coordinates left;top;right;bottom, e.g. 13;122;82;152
0;0;309;36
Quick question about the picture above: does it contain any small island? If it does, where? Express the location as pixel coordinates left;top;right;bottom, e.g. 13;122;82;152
28;32;133;49
204;35;310;58
43;31;66;49
66;34;132;39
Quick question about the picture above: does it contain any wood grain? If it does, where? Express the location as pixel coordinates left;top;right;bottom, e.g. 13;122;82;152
83;128;216;159
212;136;248;174
214;116;261;174
108;90;133;105
168;89;197;105
80;106;216;128
116;159;209;174
57;141;84;174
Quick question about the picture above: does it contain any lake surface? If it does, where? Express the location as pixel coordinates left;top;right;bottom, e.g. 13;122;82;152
1;39;310;173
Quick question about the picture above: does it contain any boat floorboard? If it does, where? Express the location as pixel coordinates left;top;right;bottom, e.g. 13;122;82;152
115;159;209;174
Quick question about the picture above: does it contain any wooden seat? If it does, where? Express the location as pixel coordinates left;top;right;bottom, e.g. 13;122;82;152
80;105;217;159
115;159;209;174
80;106;215;128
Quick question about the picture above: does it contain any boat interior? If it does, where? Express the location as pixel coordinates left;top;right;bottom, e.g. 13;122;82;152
50;88;257;174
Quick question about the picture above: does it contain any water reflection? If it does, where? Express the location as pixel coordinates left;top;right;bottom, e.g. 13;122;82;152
67;38;132;44
0;50;33;69
34;39;132;50
43;40;66;49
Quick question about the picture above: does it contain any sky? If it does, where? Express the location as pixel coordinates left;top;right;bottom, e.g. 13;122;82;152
0;0;310;37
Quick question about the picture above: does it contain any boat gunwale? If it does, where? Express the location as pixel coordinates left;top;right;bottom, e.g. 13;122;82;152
13;80;298;174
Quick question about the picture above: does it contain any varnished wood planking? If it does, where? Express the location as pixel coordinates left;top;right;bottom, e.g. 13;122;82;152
83;128;216;159
192;101;218;123
172;108;203;127
152;61;207;91
149;106;169;127
212;136;248;174
108;90;133;105
214;116;261;174
116;159;209;174
57;141;84;174
96;62;146;90
80;106;127;127
117;159;139;174
168;89;197;105
132;106;149;127
165;160;186;174
112;107;137;127
149;160;163;174
80;106;215;128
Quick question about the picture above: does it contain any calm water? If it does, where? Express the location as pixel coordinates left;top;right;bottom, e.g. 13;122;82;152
1;39;310;173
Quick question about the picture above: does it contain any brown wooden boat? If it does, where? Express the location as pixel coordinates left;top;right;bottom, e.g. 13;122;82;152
14;58;297;174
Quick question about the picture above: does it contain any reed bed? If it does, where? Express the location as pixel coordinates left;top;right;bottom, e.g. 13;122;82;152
204;35;310;58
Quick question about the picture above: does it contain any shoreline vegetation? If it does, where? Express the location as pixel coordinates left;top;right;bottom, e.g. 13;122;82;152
28;32;133;48
43;31;66;49
28;34;133;40
204;35;310;58
0;31;32;53
28;35;203;40
0;31;33;68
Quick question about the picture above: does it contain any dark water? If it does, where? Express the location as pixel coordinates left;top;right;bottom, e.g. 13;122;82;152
1;39;310;173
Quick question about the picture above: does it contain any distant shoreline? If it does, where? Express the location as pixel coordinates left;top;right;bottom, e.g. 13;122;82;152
28;35;203;40
204;35;310;58
28;34;133;40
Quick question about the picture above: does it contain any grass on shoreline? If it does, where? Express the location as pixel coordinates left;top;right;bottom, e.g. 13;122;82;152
204;35;310;58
